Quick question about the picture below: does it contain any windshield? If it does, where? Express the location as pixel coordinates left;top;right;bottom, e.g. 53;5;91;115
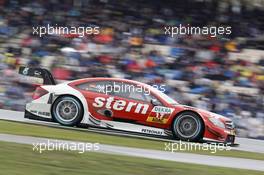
149;86;178;105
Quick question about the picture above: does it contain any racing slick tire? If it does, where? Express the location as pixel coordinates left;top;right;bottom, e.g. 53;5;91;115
172;111;204;142
51;96;83;126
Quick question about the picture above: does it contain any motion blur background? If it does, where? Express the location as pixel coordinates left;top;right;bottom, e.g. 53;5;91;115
0;0;263;139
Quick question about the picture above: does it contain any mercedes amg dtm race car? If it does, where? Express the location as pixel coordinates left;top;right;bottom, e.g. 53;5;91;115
19;66;236;144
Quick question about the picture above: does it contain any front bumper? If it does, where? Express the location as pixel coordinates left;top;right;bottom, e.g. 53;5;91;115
225;134;235;144
204;123;236;144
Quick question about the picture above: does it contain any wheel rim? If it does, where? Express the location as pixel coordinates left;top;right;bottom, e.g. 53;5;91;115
55;99;79;122
175;115;200;139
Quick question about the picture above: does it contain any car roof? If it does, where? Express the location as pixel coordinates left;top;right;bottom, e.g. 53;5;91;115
67;77;178;105
69;77;149;87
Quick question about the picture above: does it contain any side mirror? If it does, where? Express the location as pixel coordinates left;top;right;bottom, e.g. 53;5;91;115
151;99;160;106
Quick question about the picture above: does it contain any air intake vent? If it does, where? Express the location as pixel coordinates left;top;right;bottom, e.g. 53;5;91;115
225;121;235;130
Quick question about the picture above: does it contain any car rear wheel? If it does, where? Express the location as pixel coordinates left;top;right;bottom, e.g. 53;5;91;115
52;96;83;126
172;112;204;142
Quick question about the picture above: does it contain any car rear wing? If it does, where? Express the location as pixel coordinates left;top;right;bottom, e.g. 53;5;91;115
18;66;56;85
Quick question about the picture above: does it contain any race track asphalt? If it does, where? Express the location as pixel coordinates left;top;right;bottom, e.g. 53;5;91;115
0;109;263;153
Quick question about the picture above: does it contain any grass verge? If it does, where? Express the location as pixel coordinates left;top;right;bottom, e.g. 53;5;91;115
0;141;263;175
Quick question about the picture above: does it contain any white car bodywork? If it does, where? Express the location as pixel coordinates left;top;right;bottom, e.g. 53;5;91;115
25;83;170;137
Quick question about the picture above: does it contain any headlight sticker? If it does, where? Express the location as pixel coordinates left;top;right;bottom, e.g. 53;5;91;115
209;117;225;129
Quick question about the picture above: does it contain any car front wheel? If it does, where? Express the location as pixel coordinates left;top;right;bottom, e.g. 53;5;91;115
172;111;204;142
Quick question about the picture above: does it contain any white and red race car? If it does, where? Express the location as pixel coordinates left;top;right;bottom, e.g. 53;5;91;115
19;66;236;143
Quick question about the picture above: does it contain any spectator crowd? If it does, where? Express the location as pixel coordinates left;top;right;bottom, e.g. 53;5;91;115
0;0;263;138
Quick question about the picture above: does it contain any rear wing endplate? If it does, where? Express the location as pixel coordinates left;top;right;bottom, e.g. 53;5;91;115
18;66;56;85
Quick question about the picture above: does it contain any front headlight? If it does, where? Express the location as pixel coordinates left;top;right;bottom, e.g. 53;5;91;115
209;117;225;129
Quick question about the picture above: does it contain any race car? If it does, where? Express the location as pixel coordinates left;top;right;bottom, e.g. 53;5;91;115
19;66;236;144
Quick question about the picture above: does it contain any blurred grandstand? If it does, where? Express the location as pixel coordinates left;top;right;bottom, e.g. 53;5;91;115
0;0;263;139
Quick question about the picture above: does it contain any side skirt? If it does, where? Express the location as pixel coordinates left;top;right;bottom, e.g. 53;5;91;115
25;110;53;122
101;120;173;137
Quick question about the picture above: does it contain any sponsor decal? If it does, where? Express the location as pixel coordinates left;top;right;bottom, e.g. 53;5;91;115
230;130;236;135
30;110;50;116
23;67;29;75
30;110;38;114
141;128;163;135
146;106;174;124
152;106;173;114
92;97;149;114
34;70;41;76
38;111;50;116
